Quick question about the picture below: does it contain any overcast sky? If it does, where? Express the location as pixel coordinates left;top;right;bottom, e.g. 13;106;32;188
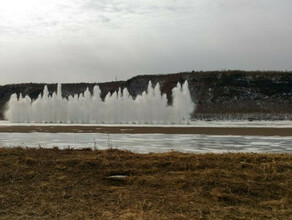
0;0;291;85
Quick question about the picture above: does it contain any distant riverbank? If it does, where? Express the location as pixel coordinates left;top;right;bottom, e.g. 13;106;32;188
0;125;292;136
1;71;292;121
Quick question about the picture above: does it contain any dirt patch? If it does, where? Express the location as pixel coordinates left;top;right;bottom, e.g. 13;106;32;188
0;148;291;219
0;125;292;136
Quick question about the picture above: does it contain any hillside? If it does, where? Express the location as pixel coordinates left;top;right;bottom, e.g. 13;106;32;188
1;70;292;120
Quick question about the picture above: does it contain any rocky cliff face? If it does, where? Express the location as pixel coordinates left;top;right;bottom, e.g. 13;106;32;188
1;71;292;120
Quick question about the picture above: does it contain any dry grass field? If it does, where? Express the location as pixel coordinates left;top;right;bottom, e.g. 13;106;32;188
0;147;291;219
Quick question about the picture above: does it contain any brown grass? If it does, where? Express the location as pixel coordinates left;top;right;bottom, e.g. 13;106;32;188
0;147;291;219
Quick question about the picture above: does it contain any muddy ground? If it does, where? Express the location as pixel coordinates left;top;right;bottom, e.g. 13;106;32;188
0;125;292;136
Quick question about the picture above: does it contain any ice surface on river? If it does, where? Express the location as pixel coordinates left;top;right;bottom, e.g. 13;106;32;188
5;81;194;124
0;133;291;153
0;120;291;127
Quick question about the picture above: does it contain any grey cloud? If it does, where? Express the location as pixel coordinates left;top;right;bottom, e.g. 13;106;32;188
0;0;292;85
100;16;111;23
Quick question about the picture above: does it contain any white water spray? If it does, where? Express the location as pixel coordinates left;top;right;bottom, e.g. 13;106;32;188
5;81;195;124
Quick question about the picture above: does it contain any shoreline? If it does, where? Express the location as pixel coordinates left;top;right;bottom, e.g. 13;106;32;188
0;125;292;136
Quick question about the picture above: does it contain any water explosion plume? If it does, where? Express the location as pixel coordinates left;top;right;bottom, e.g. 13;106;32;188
5;81;195;124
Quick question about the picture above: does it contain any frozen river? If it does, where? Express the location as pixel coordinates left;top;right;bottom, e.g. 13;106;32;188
0;120;291;153
0;132;291;154
1;120;292;127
